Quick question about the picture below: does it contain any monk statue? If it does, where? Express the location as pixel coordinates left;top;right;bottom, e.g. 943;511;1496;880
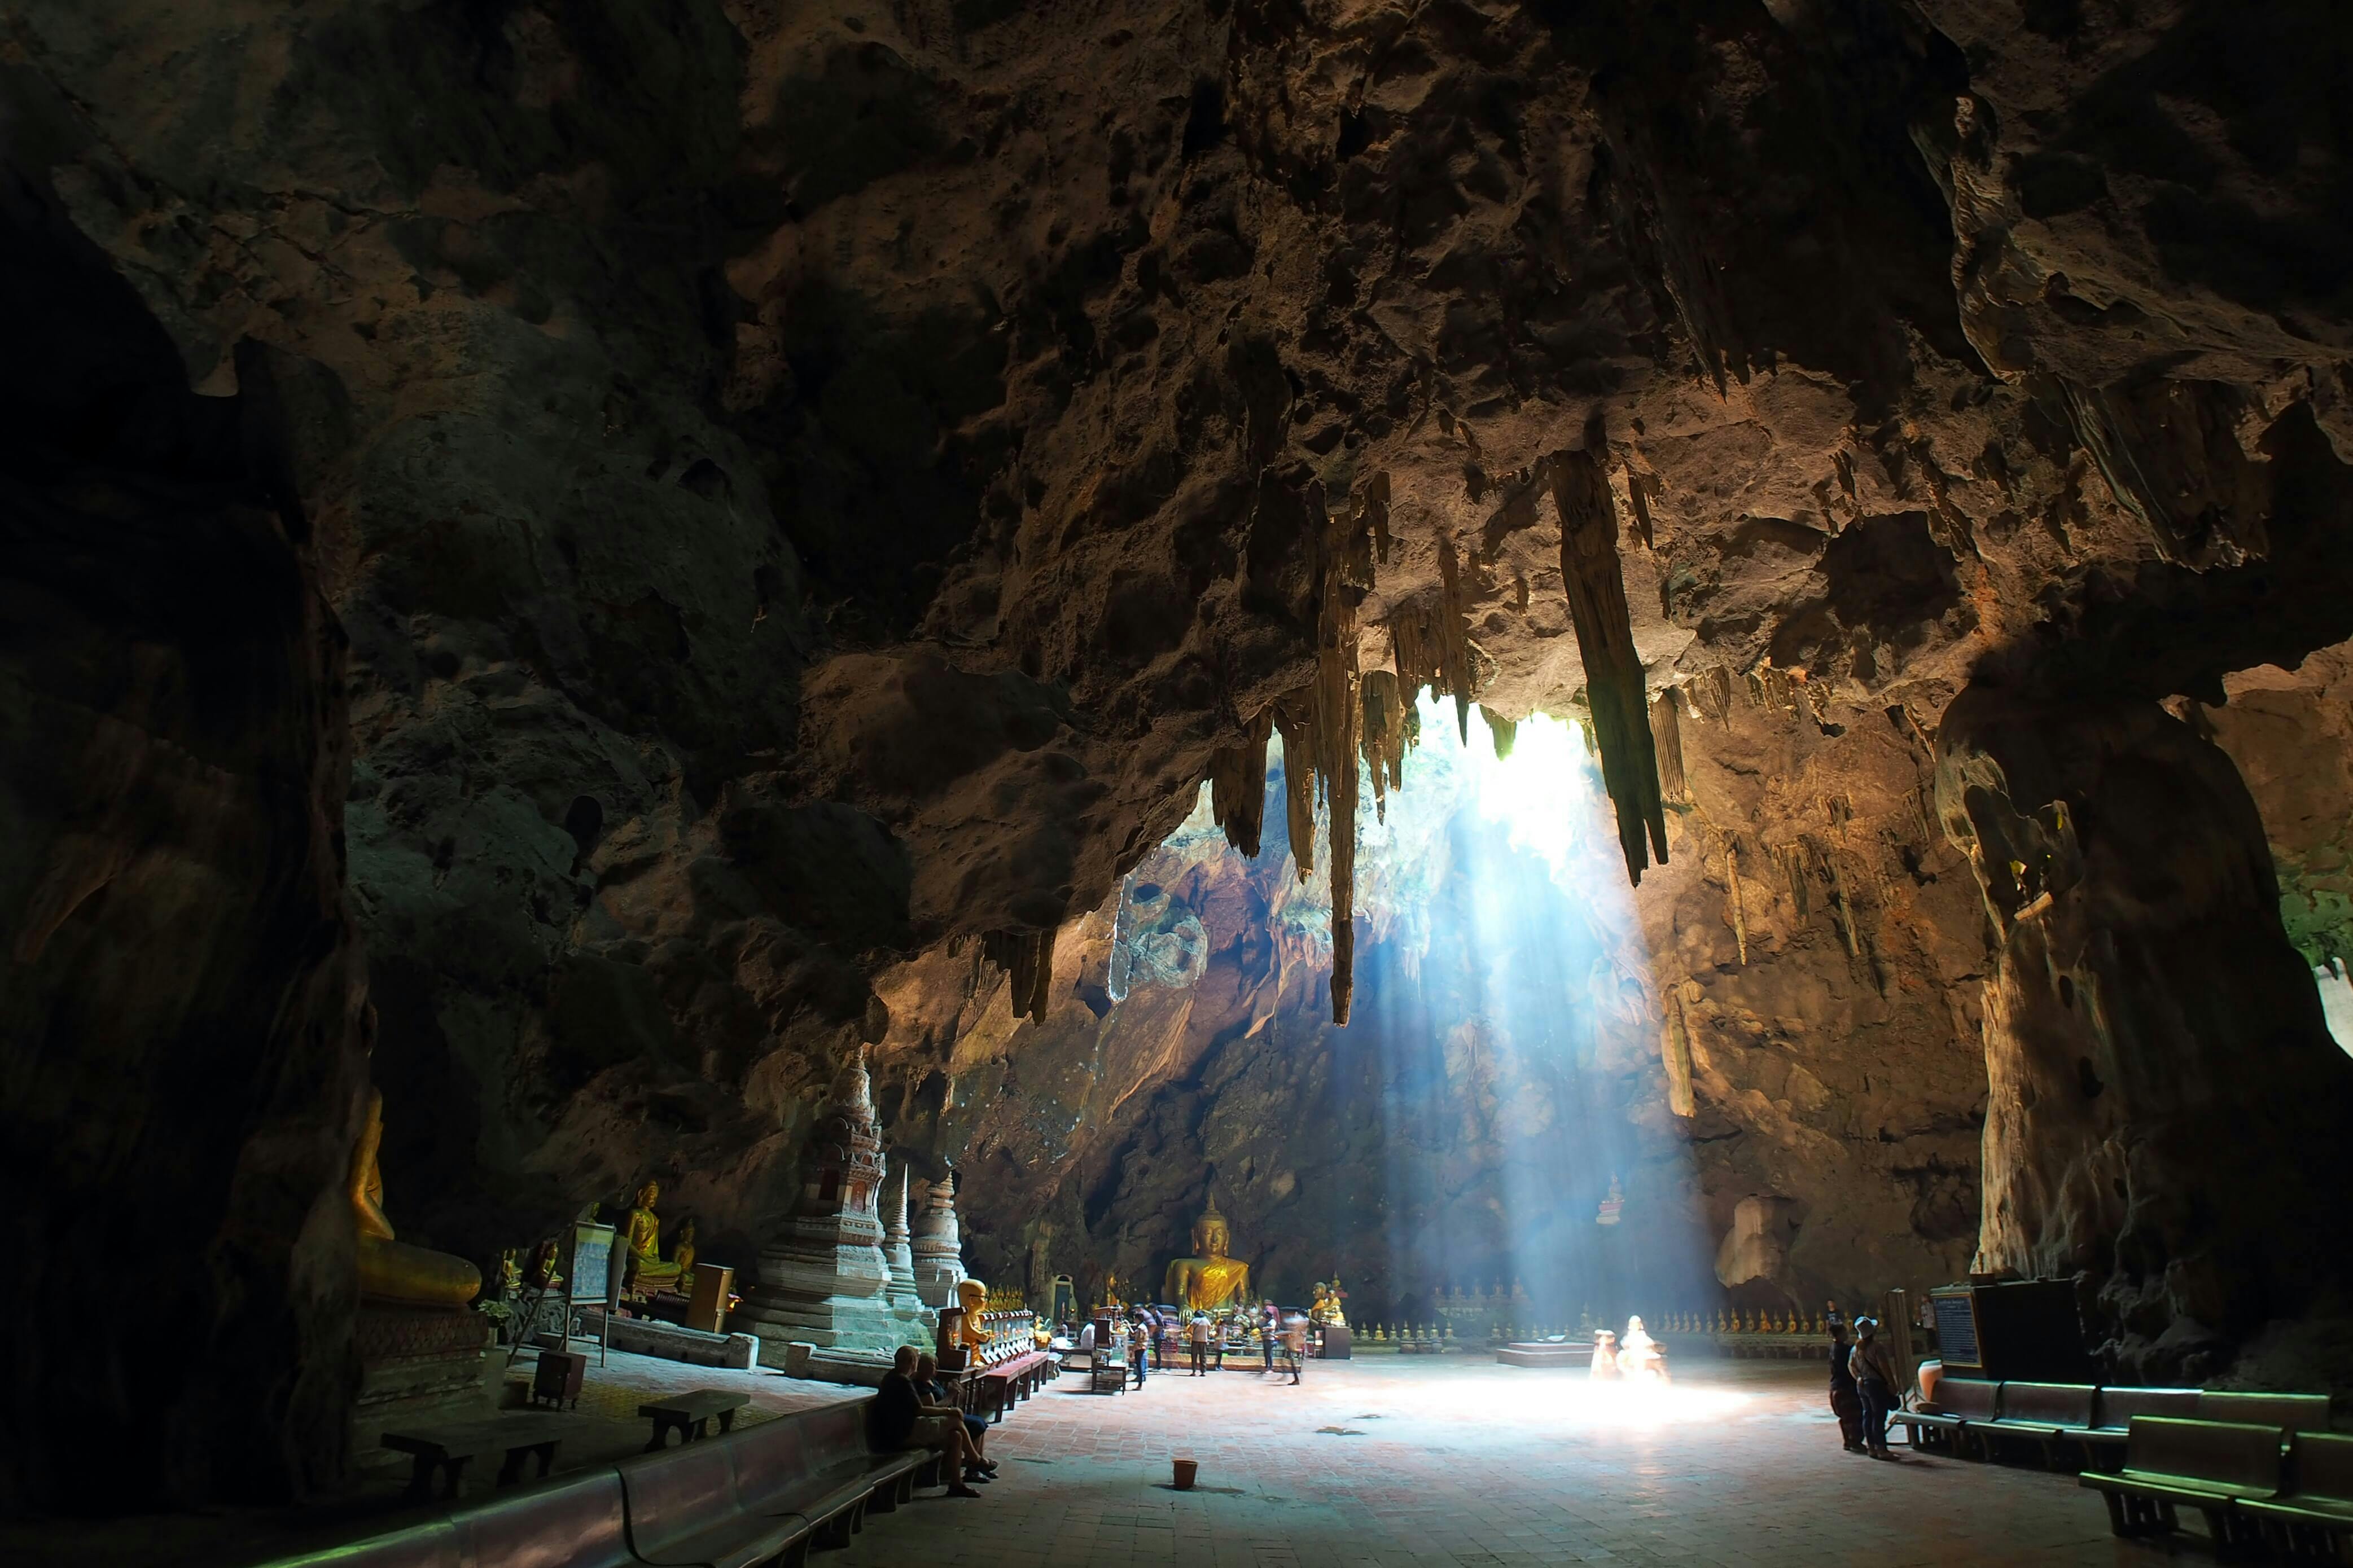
670;1218;699;1279
953;1277;992;1352
1163;1201;1252;1312
350;1087;481;1307
621;1180;687;1299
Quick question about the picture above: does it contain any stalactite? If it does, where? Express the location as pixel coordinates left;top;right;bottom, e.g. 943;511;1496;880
1780;842;1811;920
1315;496;1371;1027
1820;841;1863;960
1484;712;1518;760
1723;833;1749;964
1649;687;1689;806
1207;709;1274;855
1660;990;1697;1117
1273;703;1317;877
1434;533;1473;742
1549;448;1668;884
982;928;1056;1024
1359;671;1409;820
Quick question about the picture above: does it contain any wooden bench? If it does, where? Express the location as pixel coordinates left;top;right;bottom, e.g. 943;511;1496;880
1891;1376;1997;1456
2079;1416;2288;1549
1975;1382;2097;1469
638;1387;751;1450
2239;1430;2353;1558
973;1350;1051;1423
2061;1386;2202;1471
380;1413;571;1501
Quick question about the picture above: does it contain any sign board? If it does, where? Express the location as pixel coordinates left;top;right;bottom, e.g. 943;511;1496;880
568;1222;618;1366
1932;1289;1981;1371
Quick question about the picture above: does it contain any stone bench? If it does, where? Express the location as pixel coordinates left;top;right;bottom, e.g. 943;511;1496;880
638;1387;750;1450
2079;1416;2288;1549
380;1413;571;1501
448;1467;635;1568
2240;1430;2353;1557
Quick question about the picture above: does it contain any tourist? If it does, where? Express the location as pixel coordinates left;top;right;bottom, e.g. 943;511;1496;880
1214;1312;1229;1371
1189;1308;1210;1375
915;1352;997;1475
1849;1316;1900;1459
877;1346;985;1497
1825;1307;1864;1453
1260;1298;1279;1372
1283;1311;1307;1385
1130;1315;1150;1388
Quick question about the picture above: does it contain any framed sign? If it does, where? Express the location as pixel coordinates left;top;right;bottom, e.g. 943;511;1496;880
568;1222;618;1366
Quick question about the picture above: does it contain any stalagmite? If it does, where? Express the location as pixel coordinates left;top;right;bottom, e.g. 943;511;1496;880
1208;709;1274;855
982;928;1057;1024
1650;688;1689;806
1549;449;1667;884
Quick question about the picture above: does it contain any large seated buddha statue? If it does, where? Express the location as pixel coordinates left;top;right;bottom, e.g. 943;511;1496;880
1163;1201;1252;1312
350;1088;481;1308
621;1179;688;1299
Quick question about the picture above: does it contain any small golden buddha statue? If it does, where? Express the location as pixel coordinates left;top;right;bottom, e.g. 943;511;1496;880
670;1218;698;1278
621;1180;688;1298
350;1088;481;1308
1163;1201;1252;1311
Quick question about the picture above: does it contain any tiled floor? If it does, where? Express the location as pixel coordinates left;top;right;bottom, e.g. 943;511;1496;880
837;1355;2159;1567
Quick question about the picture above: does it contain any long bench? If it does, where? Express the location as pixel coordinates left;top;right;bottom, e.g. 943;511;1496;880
2079;1416;2288;1550
971;1350;1053;1424
2240;1430;2353;1558
253;1394;943;1568
2061;1386;2202;1470
1891;1376;1997;1456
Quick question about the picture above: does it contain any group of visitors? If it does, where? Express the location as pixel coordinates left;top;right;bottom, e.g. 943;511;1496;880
1826;1304;1904;1460
1080;1299;1311;1386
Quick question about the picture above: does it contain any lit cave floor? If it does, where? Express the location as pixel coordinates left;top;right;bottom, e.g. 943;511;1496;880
841;1357;2153;1568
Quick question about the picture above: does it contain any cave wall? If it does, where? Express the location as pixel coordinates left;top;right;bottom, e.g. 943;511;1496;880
0;166;367;1510
6;0;2353;1513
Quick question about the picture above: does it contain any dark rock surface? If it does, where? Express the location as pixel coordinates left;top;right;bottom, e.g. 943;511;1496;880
0;162;367;1510
6;0;2353;1510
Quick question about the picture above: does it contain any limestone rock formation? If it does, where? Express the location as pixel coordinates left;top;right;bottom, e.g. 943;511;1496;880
8;0;2353;1511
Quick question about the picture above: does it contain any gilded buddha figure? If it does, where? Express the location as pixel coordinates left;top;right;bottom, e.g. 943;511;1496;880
1163;1200;1252;1312
350;1088;481;1307
621;1180;687;1298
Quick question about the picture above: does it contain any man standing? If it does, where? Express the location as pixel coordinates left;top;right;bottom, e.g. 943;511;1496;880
1283;1311;1307;1385
1849;1316;1900;1459
1130;1315;1149;1388
1260;1299;1279;1373
1189;1309;1210;1376
1825;1306;1864;1453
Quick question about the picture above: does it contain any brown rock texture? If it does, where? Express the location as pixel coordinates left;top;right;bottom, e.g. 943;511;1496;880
6;0;2353;1509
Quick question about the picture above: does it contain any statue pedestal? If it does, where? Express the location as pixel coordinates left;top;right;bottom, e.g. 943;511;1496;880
349;1300;496;1469
1318;1324;1352;1359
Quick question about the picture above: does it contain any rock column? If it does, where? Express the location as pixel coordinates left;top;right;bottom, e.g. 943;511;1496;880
1935;687;2353;1381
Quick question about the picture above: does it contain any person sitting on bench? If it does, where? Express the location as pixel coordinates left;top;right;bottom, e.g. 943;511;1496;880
877;1346;985;1497
915;1354;997;1477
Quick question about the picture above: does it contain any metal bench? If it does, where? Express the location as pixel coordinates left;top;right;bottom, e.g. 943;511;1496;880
448;1467;635;1568
2061;1386;2202;1471
616;1437;803;1568
2199;1390;2336;1432
379;1413;571;1501
2079;1416;2288;1549
2239;1430;2353;1558
638;1387;751;1450
1891;1376;1998;1457
1975;1382;2098;1469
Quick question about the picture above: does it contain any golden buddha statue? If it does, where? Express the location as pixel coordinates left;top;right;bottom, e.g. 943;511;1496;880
1163;1201;1252;1311
350;1087;481;1307
953;1277;992;1351
1310;1277;1348;1327
670;1218;699;1279
621;1180;687;1298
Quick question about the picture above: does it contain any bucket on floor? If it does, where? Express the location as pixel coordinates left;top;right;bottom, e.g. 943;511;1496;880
1172;1458;1198;1490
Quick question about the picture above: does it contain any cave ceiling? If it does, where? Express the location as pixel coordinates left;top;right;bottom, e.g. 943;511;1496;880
10;0;2353;1319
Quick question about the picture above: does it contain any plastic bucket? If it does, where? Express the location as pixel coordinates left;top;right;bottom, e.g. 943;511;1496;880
1172;1458;1199;1490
